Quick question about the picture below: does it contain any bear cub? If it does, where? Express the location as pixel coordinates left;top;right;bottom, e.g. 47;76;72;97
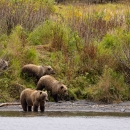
21;64;55;83
20;88;48;112
36;75;68;102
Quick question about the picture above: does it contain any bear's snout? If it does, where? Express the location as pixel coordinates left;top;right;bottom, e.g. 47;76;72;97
52;71;56;74
45;96;48;101
64;90;68;96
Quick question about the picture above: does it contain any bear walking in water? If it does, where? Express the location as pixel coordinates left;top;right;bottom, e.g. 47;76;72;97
20;88;48;112
36;75;68;102
21;64;55;83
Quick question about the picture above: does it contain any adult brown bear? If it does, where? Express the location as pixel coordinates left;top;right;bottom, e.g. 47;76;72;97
20;88;48;112
21;64;55;83
36;75;68;102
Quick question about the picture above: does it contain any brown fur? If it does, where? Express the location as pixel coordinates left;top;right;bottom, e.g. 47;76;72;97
20;88;48;112
36;75;68;102
21;64;55;82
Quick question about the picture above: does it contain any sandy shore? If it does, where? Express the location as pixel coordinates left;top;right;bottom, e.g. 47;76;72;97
0;100;130;113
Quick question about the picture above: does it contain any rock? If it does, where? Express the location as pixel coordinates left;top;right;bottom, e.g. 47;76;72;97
120;108;125;112
0;59;8;70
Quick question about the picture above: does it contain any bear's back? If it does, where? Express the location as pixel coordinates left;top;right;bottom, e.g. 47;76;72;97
36;75;58;91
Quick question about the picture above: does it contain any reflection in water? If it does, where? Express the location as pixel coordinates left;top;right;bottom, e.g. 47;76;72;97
0;116;130;130
0;111;130;117
0;111;130;130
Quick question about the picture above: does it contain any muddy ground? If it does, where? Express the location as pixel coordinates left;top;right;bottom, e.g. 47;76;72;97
0;100;130;113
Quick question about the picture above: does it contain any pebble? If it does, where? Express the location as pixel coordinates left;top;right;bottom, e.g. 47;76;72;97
1;100;130;112
120;108;125;112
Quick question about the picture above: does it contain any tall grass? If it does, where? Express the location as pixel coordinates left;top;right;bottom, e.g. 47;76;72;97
50;3;130;101
0;0;54;35
0;25;38;102
0;1;130;102
91;67;129;103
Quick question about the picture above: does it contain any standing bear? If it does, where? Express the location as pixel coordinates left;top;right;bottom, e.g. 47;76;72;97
20;88;48;112
36;75;68;102
21;64;55;83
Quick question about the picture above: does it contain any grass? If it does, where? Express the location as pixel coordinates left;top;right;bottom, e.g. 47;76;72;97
0;0;130;103
87;67;129;103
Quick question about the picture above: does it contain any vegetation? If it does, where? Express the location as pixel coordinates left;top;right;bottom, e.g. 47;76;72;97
0;0;130;103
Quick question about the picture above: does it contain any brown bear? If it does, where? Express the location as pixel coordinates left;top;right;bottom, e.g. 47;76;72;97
36;75;68;102
20;88;48;112
21;64;55;83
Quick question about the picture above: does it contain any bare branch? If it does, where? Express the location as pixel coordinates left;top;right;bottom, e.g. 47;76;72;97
0;102;20;107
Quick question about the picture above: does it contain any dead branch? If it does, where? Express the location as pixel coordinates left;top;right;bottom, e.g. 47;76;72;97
0;102;20;107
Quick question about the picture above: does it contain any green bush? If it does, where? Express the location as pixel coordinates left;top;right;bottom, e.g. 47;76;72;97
98;29;130;54
0;2;130;102
28;20;53;45
90;67;129;103
28;20;83;52
0;25;39;102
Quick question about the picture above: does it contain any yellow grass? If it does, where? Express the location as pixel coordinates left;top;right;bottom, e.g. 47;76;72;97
54;3;130;22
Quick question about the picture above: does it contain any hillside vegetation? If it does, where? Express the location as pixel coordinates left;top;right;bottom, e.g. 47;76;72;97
0;0;130;103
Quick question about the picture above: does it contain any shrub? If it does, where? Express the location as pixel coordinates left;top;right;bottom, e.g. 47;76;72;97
1;2;130;102
115;40;130;84
28;20;54;45
0;25;39;102
29;20;83;51
91;67;129;103
0;0;54;35
98;29;130;84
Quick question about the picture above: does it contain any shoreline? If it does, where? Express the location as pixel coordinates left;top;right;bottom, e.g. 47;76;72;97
0;100;130;113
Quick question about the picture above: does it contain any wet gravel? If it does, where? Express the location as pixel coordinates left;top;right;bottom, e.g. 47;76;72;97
0;100;130;113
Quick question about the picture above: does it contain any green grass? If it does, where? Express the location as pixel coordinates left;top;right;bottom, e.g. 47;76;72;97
0;1;130;103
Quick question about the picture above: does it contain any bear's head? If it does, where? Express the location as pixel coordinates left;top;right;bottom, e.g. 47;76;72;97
37;90;48;101
58;84;68;96
42;65;55;75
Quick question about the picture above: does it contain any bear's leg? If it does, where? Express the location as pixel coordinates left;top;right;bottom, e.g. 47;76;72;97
33;105;38;112
35;76;39;84
22;104;27;111
40;102;45;112
28;106;32;111
21;99;27;111
53;95;58;102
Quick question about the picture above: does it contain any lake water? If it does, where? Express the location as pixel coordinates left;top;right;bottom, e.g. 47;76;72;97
0;111;130;130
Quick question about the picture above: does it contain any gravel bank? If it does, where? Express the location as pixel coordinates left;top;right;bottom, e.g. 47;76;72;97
0;100;130;113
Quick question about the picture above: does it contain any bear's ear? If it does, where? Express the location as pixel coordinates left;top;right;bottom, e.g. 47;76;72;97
48;67;51;71
61;86;64;89
40;91;42;95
